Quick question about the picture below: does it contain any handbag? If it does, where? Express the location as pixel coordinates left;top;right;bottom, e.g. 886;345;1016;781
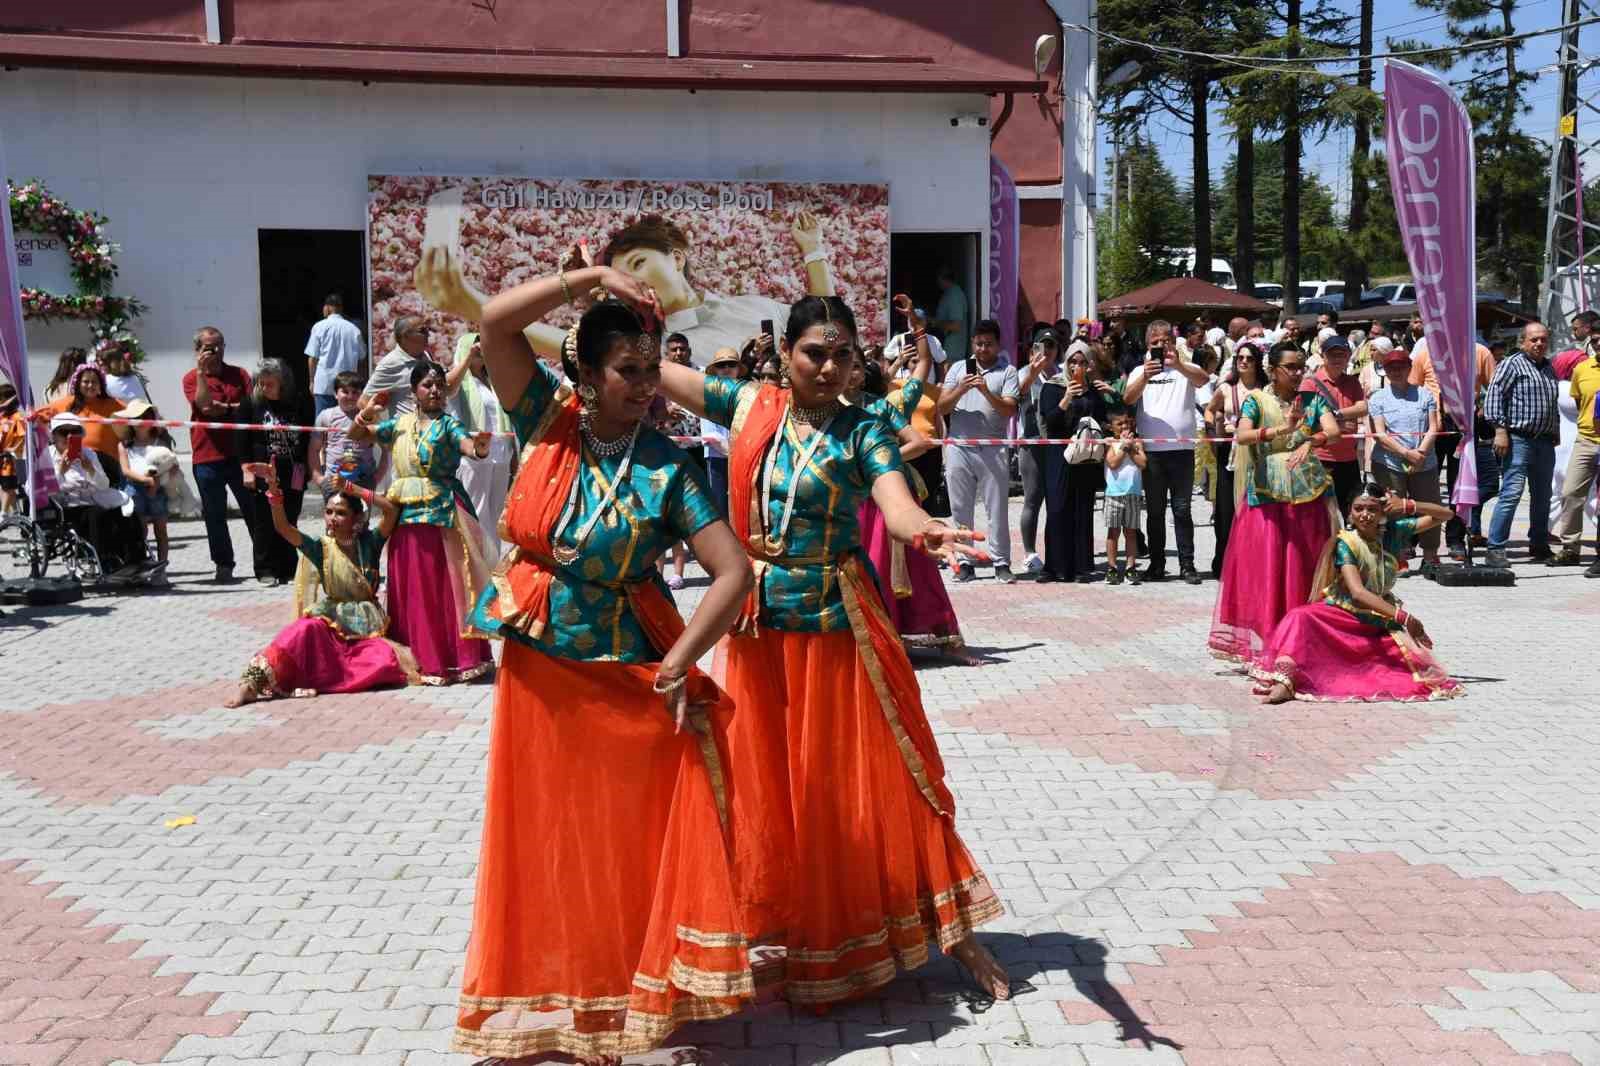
1064;416;1107;465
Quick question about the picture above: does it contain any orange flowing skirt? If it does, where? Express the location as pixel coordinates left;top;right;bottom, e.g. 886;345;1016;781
453;641;753;1060
719;624;1002;1005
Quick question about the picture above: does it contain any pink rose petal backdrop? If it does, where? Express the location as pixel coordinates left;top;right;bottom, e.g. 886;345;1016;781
368;176;890;361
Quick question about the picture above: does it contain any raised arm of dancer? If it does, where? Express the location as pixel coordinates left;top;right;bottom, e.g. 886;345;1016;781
329;474;400;539
654;521;754;728
793;211;835;297
414;246;568;361
263;466;302;548
657;360;711;420
1384;494;1454;536
479;264;657;412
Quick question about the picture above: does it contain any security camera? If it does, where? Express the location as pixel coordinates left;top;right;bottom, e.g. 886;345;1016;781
950;113;989;129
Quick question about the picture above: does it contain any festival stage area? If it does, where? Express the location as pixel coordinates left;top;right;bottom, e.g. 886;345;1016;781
1;499;1594;1066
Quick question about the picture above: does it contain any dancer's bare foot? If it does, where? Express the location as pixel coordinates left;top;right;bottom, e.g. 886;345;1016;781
222;683;257;709
581;1056;621;1066
1262;682;1293;705
949;936;1010;1000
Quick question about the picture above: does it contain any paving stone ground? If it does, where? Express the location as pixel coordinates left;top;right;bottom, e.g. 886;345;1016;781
1;485;1595;1066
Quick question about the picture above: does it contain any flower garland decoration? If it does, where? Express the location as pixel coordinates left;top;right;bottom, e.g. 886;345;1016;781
9;179;146;362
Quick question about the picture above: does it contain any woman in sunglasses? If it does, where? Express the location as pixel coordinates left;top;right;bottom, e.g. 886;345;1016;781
1203;341;1267;575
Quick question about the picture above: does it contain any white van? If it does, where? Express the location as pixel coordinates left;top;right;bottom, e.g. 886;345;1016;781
1170;248;1236;289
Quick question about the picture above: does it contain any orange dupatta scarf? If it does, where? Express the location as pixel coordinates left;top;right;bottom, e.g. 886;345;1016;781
484;387;724;714
725;383;955;816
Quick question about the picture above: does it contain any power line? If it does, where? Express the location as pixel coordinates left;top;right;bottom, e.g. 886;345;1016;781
1076;12;1600;71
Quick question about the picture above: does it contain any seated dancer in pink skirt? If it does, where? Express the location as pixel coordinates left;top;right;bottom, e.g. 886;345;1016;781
226;472;430;706
1254;484;1463;704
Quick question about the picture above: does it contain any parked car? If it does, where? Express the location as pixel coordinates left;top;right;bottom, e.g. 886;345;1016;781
1361;282;1416;304
1298;280;1344;300
1253;283;1284;305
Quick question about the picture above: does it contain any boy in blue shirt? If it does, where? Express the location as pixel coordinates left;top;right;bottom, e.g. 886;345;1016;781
1104;409;1147;585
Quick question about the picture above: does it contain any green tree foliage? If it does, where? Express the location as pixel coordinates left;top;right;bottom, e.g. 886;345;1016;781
1222;0;1373;310
1402;0;1546;303
1212;138;1348;283
1098;141;1192;297
1098;0;1258;282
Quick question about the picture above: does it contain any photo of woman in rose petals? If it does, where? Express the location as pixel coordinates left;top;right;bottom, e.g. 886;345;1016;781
369;176;887;369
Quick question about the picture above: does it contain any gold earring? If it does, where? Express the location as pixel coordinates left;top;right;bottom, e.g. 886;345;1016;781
779;359;791;389
577;383;597;413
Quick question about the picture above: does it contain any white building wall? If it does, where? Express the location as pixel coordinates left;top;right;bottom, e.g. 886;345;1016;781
5;69;990;440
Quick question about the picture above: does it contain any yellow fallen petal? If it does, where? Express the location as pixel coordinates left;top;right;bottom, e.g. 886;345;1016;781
164;815;196;829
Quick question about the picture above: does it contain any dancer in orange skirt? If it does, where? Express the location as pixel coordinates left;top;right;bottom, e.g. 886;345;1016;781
658;295;1009;1006
453;263;757;1064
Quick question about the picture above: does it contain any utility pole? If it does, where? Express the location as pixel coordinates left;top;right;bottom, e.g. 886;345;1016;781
1539;0;1600;347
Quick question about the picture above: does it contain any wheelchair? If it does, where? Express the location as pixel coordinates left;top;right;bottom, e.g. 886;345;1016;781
1;498;104;583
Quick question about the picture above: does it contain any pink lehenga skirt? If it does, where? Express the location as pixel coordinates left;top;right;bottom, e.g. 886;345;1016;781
1251;603;1463;702
386;522;493;682
1208;496;1337;668
858;499;965;650
256;617;419;696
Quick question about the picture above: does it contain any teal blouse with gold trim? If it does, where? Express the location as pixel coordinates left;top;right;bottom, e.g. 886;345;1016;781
703;376;904;633
1239;391;1336;507
372;411;475;527
470;362;721;663
1324;517;1420;629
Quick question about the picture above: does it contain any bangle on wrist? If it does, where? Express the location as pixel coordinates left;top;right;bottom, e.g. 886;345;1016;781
802;248;829;265
559;270;574;304
652;671;688;695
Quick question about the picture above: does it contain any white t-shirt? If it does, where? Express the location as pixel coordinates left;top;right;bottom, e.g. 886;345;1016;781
1125;363;1199;452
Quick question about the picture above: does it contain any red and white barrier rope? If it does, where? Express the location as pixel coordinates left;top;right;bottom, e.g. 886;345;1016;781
43;415;1459;448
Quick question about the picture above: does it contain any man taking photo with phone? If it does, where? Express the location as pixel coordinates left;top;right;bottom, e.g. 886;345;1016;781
1121;319;1212;584
938;319;1020;582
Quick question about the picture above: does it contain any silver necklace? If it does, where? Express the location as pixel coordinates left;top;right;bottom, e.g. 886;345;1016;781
581;419;634;458
551;422;642;565
790;399;843;427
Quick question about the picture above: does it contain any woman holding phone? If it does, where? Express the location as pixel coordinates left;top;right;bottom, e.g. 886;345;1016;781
1039;342;1113;583
238;359;310;586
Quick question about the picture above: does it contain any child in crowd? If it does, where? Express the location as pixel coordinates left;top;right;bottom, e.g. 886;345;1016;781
311;371;386;491
116;401;179;569
0;383;24;514
1103;409;1147;586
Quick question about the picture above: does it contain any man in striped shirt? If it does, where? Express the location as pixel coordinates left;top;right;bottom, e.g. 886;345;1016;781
1483;321;1560;568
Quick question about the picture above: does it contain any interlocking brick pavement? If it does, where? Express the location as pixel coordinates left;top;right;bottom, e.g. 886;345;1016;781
1;489;1595;1066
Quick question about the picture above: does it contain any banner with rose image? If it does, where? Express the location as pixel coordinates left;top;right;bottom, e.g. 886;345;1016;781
368;176;889;368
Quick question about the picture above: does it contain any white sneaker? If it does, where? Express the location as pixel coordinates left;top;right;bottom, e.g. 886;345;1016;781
1024;553;1044;574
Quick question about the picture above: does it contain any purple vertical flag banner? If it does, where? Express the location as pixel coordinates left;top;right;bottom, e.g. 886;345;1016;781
0;139;50;511
989;156;1019;363
1384;59;1479;516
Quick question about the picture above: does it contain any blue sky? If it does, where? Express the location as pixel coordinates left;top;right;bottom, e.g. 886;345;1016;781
1100;0;1574;215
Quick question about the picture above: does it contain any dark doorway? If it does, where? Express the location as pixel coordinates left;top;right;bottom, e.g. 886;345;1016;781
889;231;981;374
257;229;368;413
